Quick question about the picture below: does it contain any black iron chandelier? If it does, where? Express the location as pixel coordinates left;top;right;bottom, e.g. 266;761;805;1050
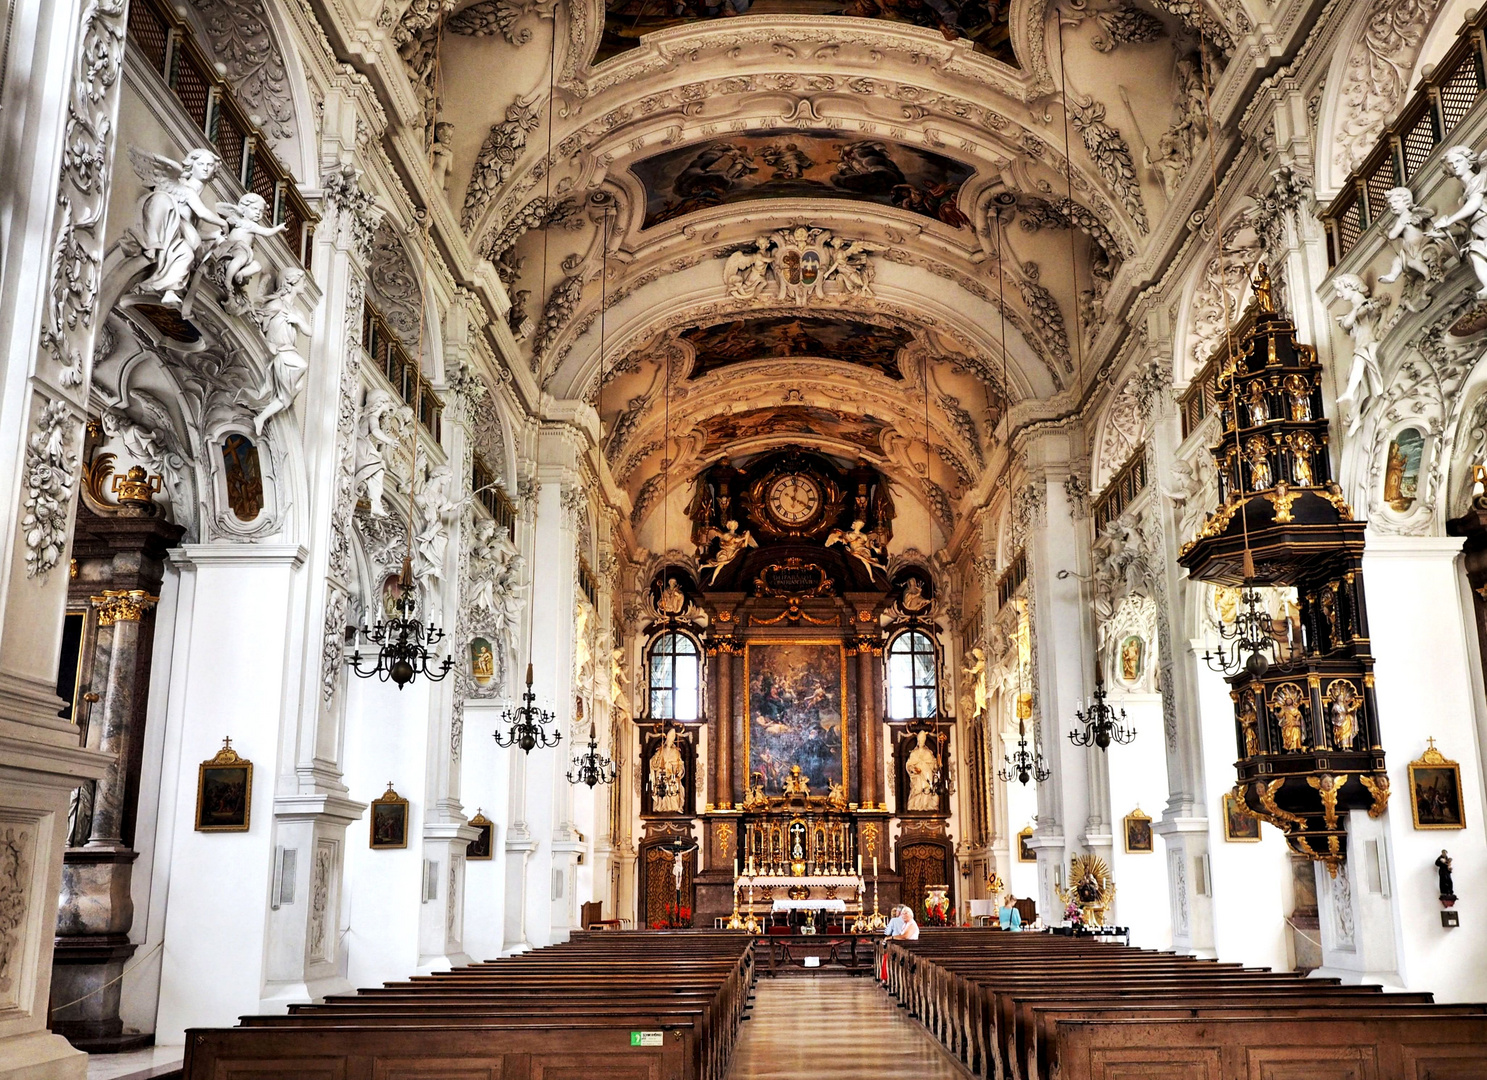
567;721;616;787
999;717;1050;786
1068;677;1135;749
1202;584;1293;678
494;662;562;753
347;557;454;689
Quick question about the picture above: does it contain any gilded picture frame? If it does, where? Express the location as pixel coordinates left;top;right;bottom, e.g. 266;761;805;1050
1409;739;1466;830
1222;793;1261;842
195;737;252;832
370;784;410;849
741;639;850;797
1017;826;1036;863
466;810;494;859
1123;809;1153;853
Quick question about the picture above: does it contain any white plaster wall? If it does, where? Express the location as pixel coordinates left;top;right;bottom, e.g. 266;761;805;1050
1364;536;1487;1002
459;701;511;961
1105;692;1172;950
1002;752;1040;908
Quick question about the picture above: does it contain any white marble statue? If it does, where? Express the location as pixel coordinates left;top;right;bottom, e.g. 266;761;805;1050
824;239;882;297
1432;145;1487;299
430;122;456;192
206;192;286;315
962;646;988;721
574;601;592;683
1377;186;1447;311
488;547;527;645
467;518;501;615
128;147;224;304
355;387;405;517
251;267;312;435
650;728;687;814
1331;274;1386;435
904;730;940;812
826;519;887;578
722;245;772;300
413;460;464;590
656;576;689;618
611;647;632;723
698;520;757;584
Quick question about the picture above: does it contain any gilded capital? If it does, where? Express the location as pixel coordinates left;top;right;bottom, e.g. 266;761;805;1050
92;589;159;626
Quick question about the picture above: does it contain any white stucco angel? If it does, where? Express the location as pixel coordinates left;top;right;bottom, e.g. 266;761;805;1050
203;192;286;315
824;239;882;297
1331;274;1386;435
128;147;225;304
412;461;465;590
1431;146;1487;298
826;519;887;578
250;267;312;435
722;245;771;300
698;519;757;584
466;518;502;615
611;647;632;723
489;548;527;644
574;601;593;683
354;387;406;517
1377;186;1448;310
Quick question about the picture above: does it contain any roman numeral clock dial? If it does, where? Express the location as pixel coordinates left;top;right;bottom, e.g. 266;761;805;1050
766;473;822;527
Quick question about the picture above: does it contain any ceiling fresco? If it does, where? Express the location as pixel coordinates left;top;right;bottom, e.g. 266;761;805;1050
679;316;912;379
630;131;976;230
695;406;892;453
595;0;1015;64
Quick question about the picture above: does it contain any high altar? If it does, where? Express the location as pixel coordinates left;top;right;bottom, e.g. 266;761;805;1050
633;449;962;929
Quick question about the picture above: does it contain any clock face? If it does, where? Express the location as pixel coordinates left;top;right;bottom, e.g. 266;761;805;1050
767;473;822;526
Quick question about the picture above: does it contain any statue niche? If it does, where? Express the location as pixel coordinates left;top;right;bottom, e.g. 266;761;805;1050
642;720;697;817
892;721;950;816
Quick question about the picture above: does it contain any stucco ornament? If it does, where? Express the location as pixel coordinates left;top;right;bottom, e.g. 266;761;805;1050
202;192;287;316
321;165;382;261
1332;274;1387;436
1068;97;1147;232
23;400;79;580
1376;186;1450;312
460;94;542;234
722;228;884;305
250;267;313;435
354;387;407;517
126;148;225;304
1431;146;1487;300
413;459;466;592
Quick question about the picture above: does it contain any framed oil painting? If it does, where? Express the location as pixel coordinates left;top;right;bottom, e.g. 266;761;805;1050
1124;809;1153;853
1409;739;1466;829
743;639;849;796
466;810;494;860
1017;826;1036;863
370;784;410;849
195;737;252;832
1222;793;1261;842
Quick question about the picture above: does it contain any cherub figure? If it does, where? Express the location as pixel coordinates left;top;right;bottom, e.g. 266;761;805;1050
722;244;772;300
825;239;883;297
1432;146;1487;298
1377;186;1448;310
128;147;225;304
354;387;406;517
206;192;287;314
1332;274;1386;435
251;267;312;435
826;519;887;578
430;122;456;192
698;519;757;584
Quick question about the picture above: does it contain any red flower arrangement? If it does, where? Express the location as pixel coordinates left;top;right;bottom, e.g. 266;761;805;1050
922;894;954;926
650;902;693;929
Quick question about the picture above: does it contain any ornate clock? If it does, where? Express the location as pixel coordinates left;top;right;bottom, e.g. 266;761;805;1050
766;473;822;526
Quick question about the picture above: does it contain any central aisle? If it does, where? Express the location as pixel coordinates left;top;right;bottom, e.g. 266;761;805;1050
727;977;968;1079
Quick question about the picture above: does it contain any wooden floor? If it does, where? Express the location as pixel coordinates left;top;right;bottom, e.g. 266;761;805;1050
727;978;968;1079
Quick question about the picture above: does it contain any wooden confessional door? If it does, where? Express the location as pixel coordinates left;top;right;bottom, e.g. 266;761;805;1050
899;841;951;920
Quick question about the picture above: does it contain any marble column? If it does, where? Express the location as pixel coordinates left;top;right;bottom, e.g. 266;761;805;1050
0;0;127;1074
714;645;733;808
856;643;877;808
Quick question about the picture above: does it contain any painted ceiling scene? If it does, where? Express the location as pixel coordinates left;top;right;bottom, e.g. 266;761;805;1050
402;0;1255;558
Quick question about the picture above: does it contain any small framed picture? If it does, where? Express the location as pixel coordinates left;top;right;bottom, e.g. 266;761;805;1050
196;738;252;832
1222;792;1261;842
1017;826;1036;862
370;784;410;849
466;810;494;860
1124;809;1153;853
1410;739;1466;830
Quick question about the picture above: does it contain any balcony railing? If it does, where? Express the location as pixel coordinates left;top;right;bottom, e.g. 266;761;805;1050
472;454;516;541
1179;354;1221;441
1322;8;1487;267
1092;443;1149;535
362;300;443;444
996;550;1027;607
127;0;316;267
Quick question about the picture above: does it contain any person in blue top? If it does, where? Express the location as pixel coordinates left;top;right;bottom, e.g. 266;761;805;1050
998;895;1022;931
883;904;907;938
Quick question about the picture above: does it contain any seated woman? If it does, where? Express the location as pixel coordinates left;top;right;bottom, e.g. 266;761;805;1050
892;907;920;940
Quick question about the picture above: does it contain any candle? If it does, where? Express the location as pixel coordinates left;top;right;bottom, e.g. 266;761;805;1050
857;854;862;875
734;857;739;879
873;856;879;878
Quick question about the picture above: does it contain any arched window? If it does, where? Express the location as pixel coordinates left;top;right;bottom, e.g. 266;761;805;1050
887;630;938;720
648;631;700;721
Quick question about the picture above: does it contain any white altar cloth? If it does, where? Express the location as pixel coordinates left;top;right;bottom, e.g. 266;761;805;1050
738;875;862;889
771;898;847;912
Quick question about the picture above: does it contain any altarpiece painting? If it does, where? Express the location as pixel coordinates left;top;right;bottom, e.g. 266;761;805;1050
744;640;849;795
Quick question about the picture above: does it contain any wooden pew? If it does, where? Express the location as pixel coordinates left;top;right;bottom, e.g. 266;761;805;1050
882;931;1487;1080
183;932;755;1080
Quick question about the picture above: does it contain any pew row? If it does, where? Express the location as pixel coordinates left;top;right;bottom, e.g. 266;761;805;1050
183;932;754;1080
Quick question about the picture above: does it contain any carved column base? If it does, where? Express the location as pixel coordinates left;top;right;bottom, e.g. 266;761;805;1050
48;933;152;1052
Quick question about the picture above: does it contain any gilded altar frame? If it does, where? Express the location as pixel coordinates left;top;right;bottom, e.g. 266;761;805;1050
741;638;851;795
